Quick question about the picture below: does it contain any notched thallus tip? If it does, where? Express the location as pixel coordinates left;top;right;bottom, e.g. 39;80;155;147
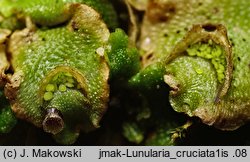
43;108;64;135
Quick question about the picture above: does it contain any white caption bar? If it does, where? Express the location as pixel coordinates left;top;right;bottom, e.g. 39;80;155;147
0;146;249;162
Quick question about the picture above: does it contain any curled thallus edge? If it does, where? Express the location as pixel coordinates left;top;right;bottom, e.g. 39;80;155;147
163;24;238;129
164;23;233;103
0;29;11;87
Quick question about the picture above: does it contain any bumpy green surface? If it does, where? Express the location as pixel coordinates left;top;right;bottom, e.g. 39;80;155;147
166;57;218;116
1;1;141;144
0;0;68;26
5;4;111;144
130;0;250;130
129;62;166;91
107;28;140;79
0;0;118;29
12;27;108;125
138;0;249;60
0;89;17;133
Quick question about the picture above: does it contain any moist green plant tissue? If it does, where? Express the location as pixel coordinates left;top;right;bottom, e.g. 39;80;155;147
186;40;226;83
129;0;250;131
0;0;138;144
0;0;250;145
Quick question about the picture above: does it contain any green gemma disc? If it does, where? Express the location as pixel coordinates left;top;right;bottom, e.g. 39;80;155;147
46;84;55;92
43;91;53;101
59;84;67;92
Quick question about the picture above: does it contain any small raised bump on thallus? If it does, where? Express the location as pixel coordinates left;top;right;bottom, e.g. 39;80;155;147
96;47;105;56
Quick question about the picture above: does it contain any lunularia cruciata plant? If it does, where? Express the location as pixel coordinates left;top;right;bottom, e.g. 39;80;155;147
129;0;250;131
0;0;139;144
0;0;250;145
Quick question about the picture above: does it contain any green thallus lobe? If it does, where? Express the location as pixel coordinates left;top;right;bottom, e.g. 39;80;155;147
0;89;17;133
1;0;140;144
0;0;118;29
4;3;111;144
127;0;250;132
